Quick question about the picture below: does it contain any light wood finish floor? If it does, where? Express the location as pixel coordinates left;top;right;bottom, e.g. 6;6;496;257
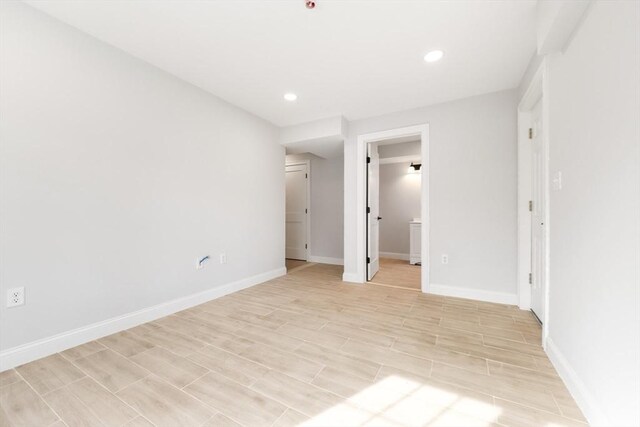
285;259;309;272
1;264;586;427
370;258;421;290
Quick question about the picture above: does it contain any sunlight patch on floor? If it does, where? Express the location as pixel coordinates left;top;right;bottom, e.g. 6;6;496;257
301;374;502;427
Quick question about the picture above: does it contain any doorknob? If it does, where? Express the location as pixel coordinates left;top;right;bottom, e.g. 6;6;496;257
377;216;382;220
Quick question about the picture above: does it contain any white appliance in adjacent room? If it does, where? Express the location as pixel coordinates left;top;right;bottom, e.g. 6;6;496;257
409;219;421;265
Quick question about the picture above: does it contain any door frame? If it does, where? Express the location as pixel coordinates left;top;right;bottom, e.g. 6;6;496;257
517;60;551;347
355;124;430;292
285;160;311;261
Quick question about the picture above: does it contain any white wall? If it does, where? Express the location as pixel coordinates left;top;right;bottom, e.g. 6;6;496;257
378;140;421;158
286;153;344;262
344;90;518;300
379;163;421;255
524;2;639;425
0;1;284;356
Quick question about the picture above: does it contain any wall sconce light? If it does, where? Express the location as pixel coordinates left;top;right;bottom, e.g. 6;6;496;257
409;162;422;172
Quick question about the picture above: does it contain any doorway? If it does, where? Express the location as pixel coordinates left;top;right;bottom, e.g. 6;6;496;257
366;139;422;290
355;124;430;292
517;62;549;344
285;162;310;263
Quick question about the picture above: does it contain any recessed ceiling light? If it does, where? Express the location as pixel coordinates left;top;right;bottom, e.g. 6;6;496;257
424;50;444;63
284;93;297;101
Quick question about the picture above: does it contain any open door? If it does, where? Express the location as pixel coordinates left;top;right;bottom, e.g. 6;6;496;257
530;98;545;322
285;163;308;260
367;143;380;280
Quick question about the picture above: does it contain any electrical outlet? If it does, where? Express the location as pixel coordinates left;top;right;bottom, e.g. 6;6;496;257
7;287;24;308
220;253;227;264
441;254;449;265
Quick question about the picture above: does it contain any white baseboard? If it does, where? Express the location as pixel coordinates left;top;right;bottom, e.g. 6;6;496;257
545;337;608;426
0;267;286;371
308;255;343;265
428;283;518;305
342;272;362;283
379;252;410;261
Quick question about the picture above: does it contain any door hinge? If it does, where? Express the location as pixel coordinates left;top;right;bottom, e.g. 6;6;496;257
367;206;371;214
367;156;371;164
528;200;533;212
529;273;532;284
528;128;533;139
305;173;308;179
305;208;308;214
305;244;308;249
367;257;371;264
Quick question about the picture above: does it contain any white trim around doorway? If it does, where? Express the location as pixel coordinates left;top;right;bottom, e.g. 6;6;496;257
351;124;430;293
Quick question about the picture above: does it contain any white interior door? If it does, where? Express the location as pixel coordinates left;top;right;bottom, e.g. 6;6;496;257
285;163;308;261
530;98;545;322
367;144;380;280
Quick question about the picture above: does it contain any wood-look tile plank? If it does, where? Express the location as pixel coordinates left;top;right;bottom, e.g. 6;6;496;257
276;323;347;349
16;353;85;395
0;369;21;387
403;318;484;345
392;337;489;374
272;409;309;427
487;360;565;392
320;321;396;347
495;397;587;427
117;375;213;427
202;413;243;427
430;362;560;414
123;417;155;427
340;339;432;377
128;323;206;357
98;331;154;357
294;343;381;381
184;371;286;426
359;322;438;346
311;366;374;398
437;335;539;370
154;314;237;342
187;345;268;386
0;380;59;427
65;377;139;426
129;347;208;388
234;324;304;352
482;334;546;357
439;318;527;343
250;370;343;417
60;341;107;361
43;386;105;427
261;309;328;331
75;349;148;392
552;388;589;423
232;341;323;382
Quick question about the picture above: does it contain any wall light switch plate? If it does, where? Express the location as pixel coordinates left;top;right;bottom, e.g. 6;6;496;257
7;287;24;308
441;254;449;265
219;253;227;264
553;171;562;190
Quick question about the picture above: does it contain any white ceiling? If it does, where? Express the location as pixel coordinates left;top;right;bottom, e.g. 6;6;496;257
25;0;537;127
